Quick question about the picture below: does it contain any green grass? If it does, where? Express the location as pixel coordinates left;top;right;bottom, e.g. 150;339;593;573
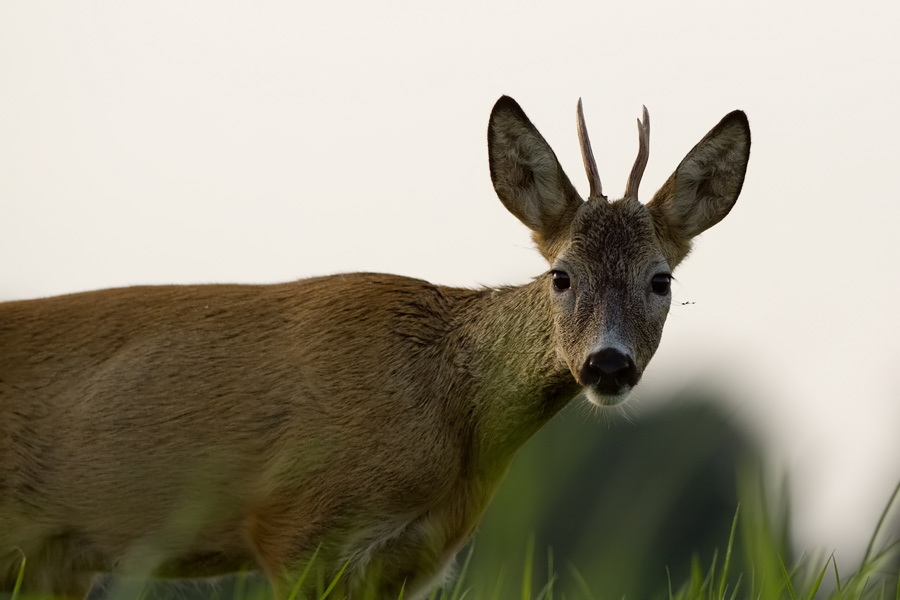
446;483;899;600
7;479;900;600
447;476;900;600
650;478;900;600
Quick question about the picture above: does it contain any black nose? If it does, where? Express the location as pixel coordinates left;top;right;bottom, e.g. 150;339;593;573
579;348;639;394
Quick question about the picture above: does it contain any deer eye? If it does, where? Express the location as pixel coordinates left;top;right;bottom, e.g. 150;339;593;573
551;270;570;292
651;273;671;295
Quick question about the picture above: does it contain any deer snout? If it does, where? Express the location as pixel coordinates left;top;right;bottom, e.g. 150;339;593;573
579;348;639;396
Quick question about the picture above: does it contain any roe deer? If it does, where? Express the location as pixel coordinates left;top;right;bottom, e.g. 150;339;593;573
0;96;750;599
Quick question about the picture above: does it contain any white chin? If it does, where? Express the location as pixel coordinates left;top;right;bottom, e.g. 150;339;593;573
584;387;631;407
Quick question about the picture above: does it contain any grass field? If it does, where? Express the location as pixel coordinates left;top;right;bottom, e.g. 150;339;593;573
7;477;898;600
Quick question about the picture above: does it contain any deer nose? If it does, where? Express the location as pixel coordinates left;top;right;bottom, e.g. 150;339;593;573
579;348;639;394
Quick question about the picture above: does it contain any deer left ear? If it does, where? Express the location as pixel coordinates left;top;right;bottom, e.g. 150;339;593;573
647;110;750;266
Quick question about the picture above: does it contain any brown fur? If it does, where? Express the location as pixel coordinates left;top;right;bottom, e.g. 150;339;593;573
0;96;750;599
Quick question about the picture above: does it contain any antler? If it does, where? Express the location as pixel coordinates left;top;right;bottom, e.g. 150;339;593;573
624;106;650;200
576;98;605;200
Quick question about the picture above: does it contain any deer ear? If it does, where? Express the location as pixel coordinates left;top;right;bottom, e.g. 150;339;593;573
647;110;751;266
488;96;584;261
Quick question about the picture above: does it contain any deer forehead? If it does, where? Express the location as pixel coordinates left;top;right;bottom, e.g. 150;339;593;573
560;197;665;282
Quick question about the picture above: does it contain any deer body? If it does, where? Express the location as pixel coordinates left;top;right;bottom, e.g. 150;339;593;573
0;97;750;598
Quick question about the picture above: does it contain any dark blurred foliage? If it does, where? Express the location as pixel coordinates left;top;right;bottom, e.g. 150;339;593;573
465;386;787;599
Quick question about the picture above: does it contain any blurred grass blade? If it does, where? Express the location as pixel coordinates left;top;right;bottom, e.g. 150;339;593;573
489;565;506;600
691;555;704;596
11;554;25;600
546;546;554;600
806;552;833;600
136;584;150;600
706;549;718;598
834;555;842;593
895;562;899;600
450;544;476;600
718;505;741;600
728;574;742;600
319;557;351;600
863;479;900;566
535;575;557;600
859;576;871;598
233;571;247;600
865;539;900;571
778;554;798;600
566;563;595;600
287;544;322;600
521;535;535;600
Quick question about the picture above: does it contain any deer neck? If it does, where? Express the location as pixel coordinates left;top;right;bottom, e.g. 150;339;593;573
449;277;580;477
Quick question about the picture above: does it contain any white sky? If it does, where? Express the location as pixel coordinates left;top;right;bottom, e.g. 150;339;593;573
2;1;899;563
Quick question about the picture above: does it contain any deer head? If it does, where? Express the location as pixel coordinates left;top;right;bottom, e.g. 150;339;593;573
487;96;750;406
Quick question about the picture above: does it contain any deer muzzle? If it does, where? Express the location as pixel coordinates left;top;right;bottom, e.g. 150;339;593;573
579;347;639;400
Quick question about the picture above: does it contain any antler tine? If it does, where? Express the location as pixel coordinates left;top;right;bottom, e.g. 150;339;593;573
576;98;605;200
624;105;650;200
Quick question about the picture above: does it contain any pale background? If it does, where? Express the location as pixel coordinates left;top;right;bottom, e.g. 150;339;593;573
2;1;898;565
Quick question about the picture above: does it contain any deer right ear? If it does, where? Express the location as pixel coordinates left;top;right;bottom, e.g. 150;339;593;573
488;96;584;261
